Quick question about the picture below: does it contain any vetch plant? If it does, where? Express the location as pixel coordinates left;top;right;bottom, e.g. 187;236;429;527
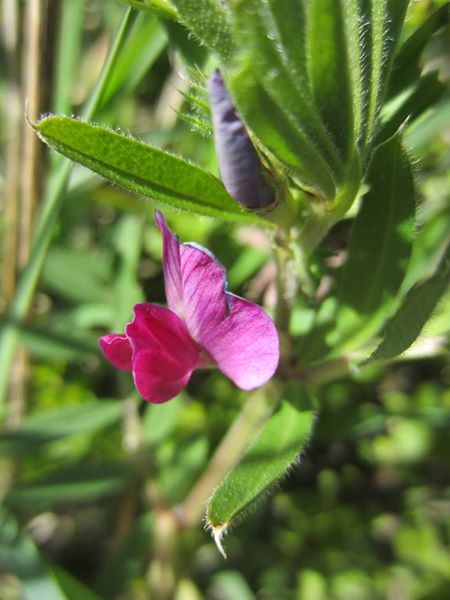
99;211;279;403
1;1;449;596
29;0;450;557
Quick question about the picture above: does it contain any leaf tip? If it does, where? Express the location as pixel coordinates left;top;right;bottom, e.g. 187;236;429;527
212;525;228;559
205;512;228;559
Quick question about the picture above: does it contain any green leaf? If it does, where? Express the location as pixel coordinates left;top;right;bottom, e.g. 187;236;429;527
206;402;314;557
227;247;267;288
377;72;446;143
99;13;168;106
163;20;209;66
112;214;145;329
387;4;450;100
210;571;256;600
143;393;183;447
306;0;354;161
51;567;103;600
35;116;265;224
42;247;111;303
5;463;130;508
18;321;99;361
230;71;337;199
94;514;153;598
230;0;344;178
158;436;209;504
0;401;122;455
171;0;234;62
117;0;178;20
334;133;416;350
366;245;450;363
405;93;450;151
228;0;341;198
178;68;212;138
0;509;68;600
362;0;410;147
52;0;85;115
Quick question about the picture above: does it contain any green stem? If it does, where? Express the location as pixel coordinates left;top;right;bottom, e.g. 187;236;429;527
293;357;351;385
176;382;279;529
297;212;337;258
0;8;137;413
274;241;293;335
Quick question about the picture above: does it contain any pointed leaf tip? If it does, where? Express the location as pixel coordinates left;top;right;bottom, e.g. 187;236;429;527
212;526;228;559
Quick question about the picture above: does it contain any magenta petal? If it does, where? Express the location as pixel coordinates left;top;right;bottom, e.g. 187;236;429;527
200;294;279;390
132;347;194;403
154;211;229;342
124;303;200;403
98;334;132;371
125;303;200;365
179;243;229;341
155;210;184;316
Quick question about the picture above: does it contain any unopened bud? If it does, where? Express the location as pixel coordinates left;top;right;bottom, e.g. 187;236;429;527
207;69;275;209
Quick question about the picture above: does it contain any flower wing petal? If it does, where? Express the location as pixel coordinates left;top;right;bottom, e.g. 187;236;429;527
98;334;132;371
155;211;229;342
125;303;199;363
124;303;200;403
132;347;194;404
200;294;279;390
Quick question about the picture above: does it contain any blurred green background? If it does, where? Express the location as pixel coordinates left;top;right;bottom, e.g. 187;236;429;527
0;1;449;598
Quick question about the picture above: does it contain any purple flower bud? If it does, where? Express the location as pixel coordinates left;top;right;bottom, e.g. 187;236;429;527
207;69;275;210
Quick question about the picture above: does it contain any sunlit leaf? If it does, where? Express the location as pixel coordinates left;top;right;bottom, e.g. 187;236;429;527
334;133;416;349
100;13;168;105
42;247;112;304
171;0;234;62
387;4;450;100
35;116;266;224
210;571;256;600
306;0;354;161
5;463;130;508
0;401;122;455
158;436;209;504
117;0;178;20
378;72;446;143
228;0;341;198
362;0;410;146
206;402;314;557
366;245;450;363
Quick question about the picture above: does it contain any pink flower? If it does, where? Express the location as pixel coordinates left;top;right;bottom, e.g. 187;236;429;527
99;211;279;403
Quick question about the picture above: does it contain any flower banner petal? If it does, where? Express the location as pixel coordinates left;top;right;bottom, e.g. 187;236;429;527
155;211;229;342
155;211;184;317
179;243;229;342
